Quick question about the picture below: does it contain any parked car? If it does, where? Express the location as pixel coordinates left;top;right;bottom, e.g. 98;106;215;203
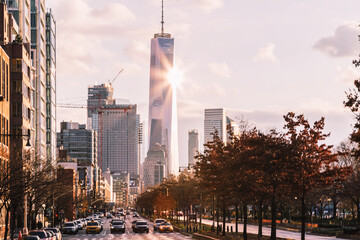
159;222;174;233
44;228;61;240
28;230;49;240
133;221;149;233
22;236;40;240
110;220;125;234
106;212;113;218
153;219;166;231
85;221;101;234
44;230;56;240
61;222;78;234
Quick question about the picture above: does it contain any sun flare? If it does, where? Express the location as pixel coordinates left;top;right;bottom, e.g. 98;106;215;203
167;66;182;87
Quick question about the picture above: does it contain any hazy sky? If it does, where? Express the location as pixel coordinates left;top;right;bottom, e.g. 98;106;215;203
47;0;360;166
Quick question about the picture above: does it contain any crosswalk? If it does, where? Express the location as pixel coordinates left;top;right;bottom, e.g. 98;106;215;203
63;232;192;240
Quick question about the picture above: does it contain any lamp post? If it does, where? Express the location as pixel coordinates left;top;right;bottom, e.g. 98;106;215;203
0;130;31;234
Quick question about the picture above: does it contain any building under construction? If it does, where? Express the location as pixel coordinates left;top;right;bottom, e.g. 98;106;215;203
87;83;141;178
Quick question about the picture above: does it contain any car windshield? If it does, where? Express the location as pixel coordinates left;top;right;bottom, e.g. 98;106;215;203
45;229;59;233
29;232;46;238
87;222;99;226
155;219;165;223
161;222;171;226
64;223;74;227
112;221;124;225
137;222;147;226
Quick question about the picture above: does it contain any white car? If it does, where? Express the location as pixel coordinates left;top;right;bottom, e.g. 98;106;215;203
61;222;78;234
44;228;62;240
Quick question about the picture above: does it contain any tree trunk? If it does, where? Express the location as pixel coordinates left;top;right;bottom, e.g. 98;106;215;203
4;205;9;240
243;204;247;240
222;201;226;236
258;198;263;238
332;199;337;219
301;196;306;240
357;198;360;222
235;204;239;233
270;196;277;240
216;201;219;235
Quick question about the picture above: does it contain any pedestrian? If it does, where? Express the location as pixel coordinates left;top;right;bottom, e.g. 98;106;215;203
37;221;43;229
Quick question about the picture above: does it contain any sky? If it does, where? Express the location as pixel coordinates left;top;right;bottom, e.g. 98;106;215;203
47;0;360;167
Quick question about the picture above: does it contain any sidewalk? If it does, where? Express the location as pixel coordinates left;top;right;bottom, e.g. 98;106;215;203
197;218;348;240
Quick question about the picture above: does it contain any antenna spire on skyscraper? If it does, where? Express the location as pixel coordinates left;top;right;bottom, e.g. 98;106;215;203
161;0;164;34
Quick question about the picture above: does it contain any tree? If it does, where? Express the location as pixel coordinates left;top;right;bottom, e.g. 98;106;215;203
284;112;349;240
195;130;231;236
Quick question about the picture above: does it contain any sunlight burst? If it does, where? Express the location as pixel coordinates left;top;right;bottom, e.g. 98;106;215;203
167;66;182;88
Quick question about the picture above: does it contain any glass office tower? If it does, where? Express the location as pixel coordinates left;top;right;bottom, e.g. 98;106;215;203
148;31;179;176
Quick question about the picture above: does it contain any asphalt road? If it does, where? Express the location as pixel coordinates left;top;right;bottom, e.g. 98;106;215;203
62;215;191;240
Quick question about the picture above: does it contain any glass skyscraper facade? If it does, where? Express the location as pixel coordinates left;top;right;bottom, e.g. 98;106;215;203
148;31;179;176
46;9;56;164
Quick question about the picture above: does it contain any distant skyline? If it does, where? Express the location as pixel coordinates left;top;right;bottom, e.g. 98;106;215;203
48;0;360;166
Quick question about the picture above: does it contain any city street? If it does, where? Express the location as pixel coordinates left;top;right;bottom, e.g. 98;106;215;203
62;216;191;240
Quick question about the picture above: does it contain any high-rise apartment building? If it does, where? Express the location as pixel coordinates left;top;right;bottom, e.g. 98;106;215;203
45;9;56;165
6;0;31;44
0;41;11;239
112;172;129;207
188;129;199;166
30;0;47;163
6;0;53;163
204;108;227;144
56;122;98;195
87;84;140;177
147;1;178;177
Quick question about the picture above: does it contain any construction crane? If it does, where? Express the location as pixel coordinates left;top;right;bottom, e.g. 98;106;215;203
108;68;124;85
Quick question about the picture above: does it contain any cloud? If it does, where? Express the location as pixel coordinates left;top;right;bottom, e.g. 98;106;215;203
209;62;232;78
335;66;359;85
195;0;224;13
314;22;359;58
253;43;278;62
124;41;149;63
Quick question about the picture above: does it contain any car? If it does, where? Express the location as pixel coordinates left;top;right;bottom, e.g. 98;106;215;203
106;212;113;218
159;222;174;233
133;212;139;218
44;230;56;240
95;212;104;218
22;236;40;240
110;220;125;234
153;219;166;231
177;211;183;216
131;220;139;230
110;218;122;224
133;221;149;233
61;222;78;234
44;228;61;240
74;220;83;230
85;217;93;223
85;221;102;234
28;230;49;240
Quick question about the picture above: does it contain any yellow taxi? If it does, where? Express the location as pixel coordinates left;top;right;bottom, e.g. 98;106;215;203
159;222;174;233
86;221;101;234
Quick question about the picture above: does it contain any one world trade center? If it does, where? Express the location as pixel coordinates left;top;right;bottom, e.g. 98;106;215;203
147;1;179;176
